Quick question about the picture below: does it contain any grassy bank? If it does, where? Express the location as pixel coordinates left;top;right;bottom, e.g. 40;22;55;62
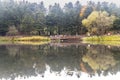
14;36;50;41
82;35;120;46
0;36;50;42
15;41;50;45
0;41;50;45
82;35;120;41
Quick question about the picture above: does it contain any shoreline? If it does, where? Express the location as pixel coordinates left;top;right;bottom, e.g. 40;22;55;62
0;35;120;42
82;35;120;46
82;35;120;41
0;35;119;46
0;36;50;42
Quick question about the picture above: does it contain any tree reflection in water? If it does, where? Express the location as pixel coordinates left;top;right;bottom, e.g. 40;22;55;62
82;45;120;76
0;43;119;80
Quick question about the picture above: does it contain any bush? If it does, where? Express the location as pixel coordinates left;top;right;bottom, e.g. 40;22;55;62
6;26;19;36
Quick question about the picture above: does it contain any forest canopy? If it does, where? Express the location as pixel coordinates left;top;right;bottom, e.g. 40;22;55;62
0;0;120;36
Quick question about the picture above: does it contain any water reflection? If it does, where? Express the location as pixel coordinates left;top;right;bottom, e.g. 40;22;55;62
0;43;119;80
82;45;119;76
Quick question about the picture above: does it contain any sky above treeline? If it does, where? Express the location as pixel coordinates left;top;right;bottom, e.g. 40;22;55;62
9;0;120;8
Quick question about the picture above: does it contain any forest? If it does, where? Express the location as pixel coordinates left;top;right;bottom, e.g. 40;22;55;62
0;0;120;36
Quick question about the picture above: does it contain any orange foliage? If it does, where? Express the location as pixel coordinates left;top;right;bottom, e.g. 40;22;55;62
80;6;87;17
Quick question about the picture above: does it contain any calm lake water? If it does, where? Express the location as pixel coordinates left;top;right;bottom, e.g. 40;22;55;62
0;42;120;80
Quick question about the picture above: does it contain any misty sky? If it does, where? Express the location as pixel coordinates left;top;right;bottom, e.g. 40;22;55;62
16;0;120;8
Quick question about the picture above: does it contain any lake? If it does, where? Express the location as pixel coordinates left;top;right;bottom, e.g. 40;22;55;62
0;42;120;80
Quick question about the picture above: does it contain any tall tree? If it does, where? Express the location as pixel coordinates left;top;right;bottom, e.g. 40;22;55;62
112;18;120;33
46;3;63;35
82;11;116;35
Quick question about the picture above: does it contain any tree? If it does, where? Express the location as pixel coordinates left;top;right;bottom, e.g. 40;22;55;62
0;0;119;36
46;3;64;35
82;11;116;35
6;26;19;36
73;1;83;34
33;1;47;35
63;2;79;35
20;14;35;35
112;18;120;33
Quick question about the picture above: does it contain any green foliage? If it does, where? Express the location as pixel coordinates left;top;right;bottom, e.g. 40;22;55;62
6;26;19;36
82;11;116;35
112;18;120;33
0;1;119;36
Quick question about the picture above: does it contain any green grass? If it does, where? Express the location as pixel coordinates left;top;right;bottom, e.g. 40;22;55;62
14;36;50;41
82;35;120;41
15;41;50;45
0;36;12;41
82;35;120;46
0;36;50;45
0;36;50;41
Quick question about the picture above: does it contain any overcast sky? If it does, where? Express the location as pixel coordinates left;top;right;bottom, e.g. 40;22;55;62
16;0;120;8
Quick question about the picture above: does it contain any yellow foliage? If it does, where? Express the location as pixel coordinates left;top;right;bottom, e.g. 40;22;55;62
82;48;117;71
82;19;89;27
102;11;109;16
82;11;99;30
87;11;98;21
82;11;116;35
